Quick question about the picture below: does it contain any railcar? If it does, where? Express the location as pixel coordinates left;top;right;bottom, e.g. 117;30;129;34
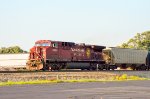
103;48;149;70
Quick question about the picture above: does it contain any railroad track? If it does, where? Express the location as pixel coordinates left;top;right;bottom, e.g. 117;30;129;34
0;70;146;73
1;70;150;78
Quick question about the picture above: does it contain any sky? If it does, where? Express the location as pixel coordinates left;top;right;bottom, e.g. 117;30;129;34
0;0;150;51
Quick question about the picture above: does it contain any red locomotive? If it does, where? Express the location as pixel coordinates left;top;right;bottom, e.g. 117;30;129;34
26;40;108;70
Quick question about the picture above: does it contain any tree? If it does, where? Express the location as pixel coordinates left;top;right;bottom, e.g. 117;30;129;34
120;31;150;51
0;46;28;54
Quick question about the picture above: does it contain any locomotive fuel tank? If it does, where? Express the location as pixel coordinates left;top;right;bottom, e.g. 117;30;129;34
65;63;90;69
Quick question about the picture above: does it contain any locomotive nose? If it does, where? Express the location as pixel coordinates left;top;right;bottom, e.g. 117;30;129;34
29;46;44;60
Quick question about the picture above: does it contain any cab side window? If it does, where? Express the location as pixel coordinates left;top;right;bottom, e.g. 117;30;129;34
62;42;68;46
52;43;58;48
62;42;75;47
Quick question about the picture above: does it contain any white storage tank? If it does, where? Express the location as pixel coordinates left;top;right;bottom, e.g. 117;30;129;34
0;53;29;68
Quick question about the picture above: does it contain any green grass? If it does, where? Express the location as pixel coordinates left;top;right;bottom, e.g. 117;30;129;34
0;74;149;86
112;74;149;81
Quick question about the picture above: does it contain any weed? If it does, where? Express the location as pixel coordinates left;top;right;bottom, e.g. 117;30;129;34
0;74;149;86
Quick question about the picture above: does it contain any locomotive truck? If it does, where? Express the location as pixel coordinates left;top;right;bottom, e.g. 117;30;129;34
26;40;150;70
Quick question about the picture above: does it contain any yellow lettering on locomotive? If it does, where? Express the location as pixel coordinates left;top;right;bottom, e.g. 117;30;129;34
86;48;91;58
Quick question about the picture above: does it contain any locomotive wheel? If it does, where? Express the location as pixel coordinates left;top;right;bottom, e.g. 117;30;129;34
98;65;104;70
58;64;63;70
87;68;90;71
81;68;85;70
45;64;52;71
50;64;62;71
91;67;96;71
106;67;110;70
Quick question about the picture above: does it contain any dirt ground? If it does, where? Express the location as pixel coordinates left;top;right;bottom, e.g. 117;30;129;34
0;72;116;82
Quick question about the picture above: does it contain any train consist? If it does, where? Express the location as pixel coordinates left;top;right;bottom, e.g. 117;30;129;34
26;40;150;71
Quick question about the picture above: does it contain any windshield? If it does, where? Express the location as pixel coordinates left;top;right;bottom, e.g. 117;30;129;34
35;43;50;46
